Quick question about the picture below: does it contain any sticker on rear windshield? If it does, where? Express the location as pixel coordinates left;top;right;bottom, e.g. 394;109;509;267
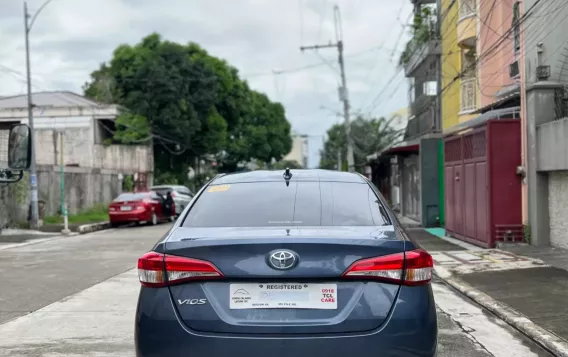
208;184;230;193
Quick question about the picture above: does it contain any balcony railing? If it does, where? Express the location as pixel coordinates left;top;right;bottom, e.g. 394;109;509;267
459;0;476;19
405;95;437;141
460;78;477;113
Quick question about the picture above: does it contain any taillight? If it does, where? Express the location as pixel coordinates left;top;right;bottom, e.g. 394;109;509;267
137;252;223;287
341;249;433;286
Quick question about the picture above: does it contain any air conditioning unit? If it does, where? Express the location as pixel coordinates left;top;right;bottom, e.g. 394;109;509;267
509;60;520;78
537;65;551;80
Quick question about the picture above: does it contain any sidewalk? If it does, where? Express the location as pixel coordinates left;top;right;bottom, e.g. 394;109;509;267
405;227;568;356
0;228;60;244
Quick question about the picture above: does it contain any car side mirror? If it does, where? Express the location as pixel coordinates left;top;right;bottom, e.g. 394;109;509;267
0;124;31;183
8;124;32;170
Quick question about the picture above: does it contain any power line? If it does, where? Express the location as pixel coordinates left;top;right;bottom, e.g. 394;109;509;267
361;0;466;115
243;44;392;78
407;0;548;130
365;0;537;119
478;0;567;96
300;4;355;173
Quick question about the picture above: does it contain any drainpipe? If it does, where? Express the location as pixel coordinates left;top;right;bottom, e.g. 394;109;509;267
519;0;528;225
436;0;442;132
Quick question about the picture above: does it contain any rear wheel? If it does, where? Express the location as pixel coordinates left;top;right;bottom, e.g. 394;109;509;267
149;212;158;226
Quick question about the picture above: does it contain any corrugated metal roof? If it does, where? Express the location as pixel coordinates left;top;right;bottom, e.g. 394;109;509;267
0;91;102;109
443;106;521;136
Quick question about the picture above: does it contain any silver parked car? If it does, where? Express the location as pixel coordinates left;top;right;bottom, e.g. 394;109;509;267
151;185;194;215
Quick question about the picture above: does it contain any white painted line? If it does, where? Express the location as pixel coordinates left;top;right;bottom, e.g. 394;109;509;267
434;282;546;357
0;268;138;356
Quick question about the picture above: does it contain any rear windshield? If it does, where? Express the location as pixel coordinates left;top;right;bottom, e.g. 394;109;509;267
114;193;149;201
182;181;389;227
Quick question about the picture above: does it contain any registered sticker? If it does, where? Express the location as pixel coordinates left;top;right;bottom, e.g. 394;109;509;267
229;283;338;310
207;184;230;193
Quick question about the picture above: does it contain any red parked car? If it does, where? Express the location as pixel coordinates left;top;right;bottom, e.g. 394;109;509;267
109;191;174;227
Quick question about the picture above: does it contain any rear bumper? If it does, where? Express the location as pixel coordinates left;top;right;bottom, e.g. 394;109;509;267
135;284;438;357
109;210;150;223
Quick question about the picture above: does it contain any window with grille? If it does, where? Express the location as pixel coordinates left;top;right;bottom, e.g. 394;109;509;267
461;49;476;77
444;139;462;162
460;78;477;112
459;0;476;19
463;131;486;160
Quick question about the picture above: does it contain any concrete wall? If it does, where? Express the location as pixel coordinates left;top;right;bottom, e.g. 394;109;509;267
420;137;441;227
522;0;568;247
0;166;126;228
1;164;156;228
440;0;461;130
34;125;152;173
93;145;153;173
478;0;515;108
523;0;568;84
1;113;153;227
36;166;123;216
548;171;568;249
0;177;29;228
35;126;94;167
537;118;568;171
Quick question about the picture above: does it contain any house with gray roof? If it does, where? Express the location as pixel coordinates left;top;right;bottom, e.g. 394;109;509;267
0;91;153;224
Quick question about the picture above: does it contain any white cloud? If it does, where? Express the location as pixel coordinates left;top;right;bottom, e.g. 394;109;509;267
0;0;413;167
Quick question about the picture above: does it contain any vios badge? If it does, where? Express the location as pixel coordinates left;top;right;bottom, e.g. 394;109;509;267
267;250;298;270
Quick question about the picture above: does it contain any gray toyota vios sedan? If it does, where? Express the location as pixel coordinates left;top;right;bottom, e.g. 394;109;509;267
135;169;437;357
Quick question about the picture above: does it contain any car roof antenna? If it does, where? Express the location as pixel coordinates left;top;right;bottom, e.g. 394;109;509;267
283;167;293;187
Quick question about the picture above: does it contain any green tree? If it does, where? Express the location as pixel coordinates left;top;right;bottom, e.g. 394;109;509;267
83;33;292;177
270;160;303;170
319;116;404;172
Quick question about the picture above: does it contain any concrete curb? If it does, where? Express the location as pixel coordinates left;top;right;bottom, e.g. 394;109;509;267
434;266;568;357
77;221;110;234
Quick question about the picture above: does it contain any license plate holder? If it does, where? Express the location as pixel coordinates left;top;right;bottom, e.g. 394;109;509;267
120;206;132;211
229;283;337;310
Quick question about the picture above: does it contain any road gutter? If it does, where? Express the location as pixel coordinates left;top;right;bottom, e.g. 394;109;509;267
434;265;568;357
0;222;112;251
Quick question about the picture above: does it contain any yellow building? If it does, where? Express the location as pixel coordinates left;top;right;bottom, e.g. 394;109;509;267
441;0;477;130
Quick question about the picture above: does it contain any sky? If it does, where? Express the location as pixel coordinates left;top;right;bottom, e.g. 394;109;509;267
0;0;413;167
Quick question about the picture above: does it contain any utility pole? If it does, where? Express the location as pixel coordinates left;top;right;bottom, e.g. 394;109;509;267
23;0;53;228
337;150;342;171
24;1;39;228
300;5;355;172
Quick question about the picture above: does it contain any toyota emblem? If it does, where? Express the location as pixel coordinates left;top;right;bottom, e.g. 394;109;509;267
268;250;298;270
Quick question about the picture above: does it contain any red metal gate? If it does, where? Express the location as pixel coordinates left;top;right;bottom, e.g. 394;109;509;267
444;120;522;248
444;128;489;246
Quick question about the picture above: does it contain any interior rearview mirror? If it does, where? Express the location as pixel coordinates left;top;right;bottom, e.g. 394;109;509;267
8;123;32;170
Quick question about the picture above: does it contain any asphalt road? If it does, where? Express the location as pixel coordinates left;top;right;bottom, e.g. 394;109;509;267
0;225;555;357
0;223;171;324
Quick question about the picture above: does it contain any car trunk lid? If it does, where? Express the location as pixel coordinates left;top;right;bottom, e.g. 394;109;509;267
163;226;408;334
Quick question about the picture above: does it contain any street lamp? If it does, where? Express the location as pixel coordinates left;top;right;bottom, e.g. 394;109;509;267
24;0;54;229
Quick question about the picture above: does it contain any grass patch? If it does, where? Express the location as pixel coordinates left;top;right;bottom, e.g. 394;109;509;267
43;203;109;225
